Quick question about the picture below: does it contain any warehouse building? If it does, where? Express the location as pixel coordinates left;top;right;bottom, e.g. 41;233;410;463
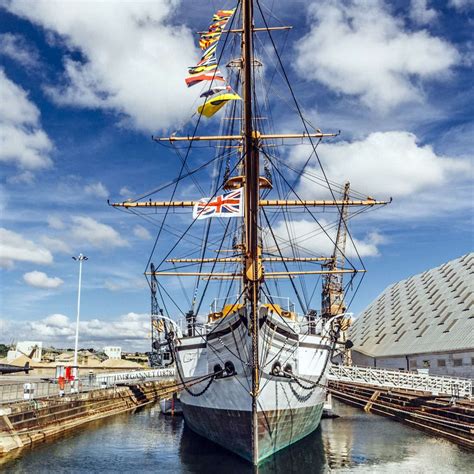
349;253;473;379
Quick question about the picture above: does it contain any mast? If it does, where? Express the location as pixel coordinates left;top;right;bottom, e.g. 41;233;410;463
321;182;350;319
333;182;350;278
242;0;260;464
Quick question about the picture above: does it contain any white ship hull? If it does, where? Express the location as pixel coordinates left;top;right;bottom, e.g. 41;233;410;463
175;307;331;463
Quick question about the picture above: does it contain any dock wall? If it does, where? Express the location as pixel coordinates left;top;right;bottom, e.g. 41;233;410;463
0;380;177;455
329;380;474;450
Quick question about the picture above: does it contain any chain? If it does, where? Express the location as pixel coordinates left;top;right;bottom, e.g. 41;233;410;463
182;372;219;397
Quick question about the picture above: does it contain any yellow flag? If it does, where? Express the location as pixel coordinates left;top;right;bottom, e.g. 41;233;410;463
198;93;241;118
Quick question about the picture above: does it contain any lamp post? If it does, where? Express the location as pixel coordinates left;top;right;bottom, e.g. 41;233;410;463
72;253;88;390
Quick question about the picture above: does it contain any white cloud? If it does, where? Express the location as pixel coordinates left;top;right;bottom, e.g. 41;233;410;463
378;181;472;220
70;216;128;248
119;186;133;197
22;312;150;349
0;32;40;67
133;225;151;240
23;270;64;289
79;312;149;342
0;185;8;214
84;181;109;198
5;0;201;132
7;170;35;184
449;0;474;10
40;236;72;254
295;0;458;111
104;277;148;292
44;313;70;327
0;227;53;268
267;218;384;258
410;0;437;25
0;69;53;170
47;215;65;230
28;313;74;338
0;319;12;339
290;131;469;199
0;69;39;125
43;216;127;253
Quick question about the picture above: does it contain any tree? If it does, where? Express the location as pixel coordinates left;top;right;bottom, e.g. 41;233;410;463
0;344;9;358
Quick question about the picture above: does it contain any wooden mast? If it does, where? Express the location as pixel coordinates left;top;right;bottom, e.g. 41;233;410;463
321;182;350;319
242;0;260;464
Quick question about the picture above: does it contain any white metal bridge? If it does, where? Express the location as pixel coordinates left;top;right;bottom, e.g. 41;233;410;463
327;365;472;399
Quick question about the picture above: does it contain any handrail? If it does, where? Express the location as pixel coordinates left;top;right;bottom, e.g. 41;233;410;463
328;364;472;399
0;368;176;405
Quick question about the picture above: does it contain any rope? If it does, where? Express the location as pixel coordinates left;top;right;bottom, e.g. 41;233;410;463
261;207;307;313
144;2;241;278
256;0;372;275
168;331;223;397
262;149;357;272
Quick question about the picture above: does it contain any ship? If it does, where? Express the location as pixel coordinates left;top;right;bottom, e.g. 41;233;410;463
110;1;388;465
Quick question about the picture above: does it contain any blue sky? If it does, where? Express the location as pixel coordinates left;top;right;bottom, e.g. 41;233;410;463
0;0;472;351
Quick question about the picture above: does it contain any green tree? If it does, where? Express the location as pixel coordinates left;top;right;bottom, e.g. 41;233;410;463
0;344;9;358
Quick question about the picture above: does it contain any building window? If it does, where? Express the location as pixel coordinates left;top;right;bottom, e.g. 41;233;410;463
410;360;417;368
453;359;463;367
437;359;446;367
423;360;430;368
471;358;474;366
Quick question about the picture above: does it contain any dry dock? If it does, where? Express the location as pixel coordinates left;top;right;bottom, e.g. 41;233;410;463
329;380;474;449
0;380;178;455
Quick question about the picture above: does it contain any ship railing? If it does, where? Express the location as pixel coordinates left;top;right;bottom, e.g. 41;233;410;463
210;294;242;313
174;318;208;337
327;364;473;399
209;295;297;314
262;294;295;313
297;317;324;335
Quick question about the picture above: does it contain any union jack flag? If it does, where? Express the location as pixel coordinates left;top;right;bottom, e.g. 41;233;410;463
193;188;244;220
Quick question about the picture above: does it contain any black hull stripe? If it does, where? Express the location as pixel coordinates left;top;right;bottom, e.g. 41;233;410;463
177;341;330;351
263;318;298;341
176;343;207;351
207;316;244;341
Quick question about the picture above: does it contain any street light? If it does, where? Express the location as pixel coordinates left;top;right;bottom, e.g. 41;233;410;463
72;253;88;390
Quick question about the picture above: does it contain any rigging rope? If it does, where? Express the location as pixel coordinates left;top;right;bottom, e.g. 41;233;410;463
256;0;368;275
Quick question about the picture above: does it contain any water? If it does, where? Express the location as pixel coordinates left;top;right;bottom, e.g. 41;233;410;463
1;400;472;473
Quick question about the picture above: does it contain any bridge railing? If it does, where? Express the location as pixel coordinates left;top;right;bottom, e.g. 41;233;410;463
327;364;472;399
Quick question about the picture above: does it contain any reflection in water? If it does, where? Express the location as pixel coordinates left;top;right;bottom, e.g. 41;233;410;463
179;423;327;474
1;400;472;473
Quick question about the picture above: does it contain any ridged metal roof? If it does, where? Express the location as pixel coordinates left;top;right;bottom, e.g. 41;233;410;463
350;253;474;357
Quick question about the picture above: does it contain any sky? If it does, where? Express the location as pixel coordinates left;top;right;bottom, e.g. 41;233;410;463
0;0;472;352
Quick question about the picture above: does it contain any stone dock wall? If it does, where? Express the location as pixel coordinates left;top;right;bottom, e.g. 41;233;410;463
0;381;177;455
